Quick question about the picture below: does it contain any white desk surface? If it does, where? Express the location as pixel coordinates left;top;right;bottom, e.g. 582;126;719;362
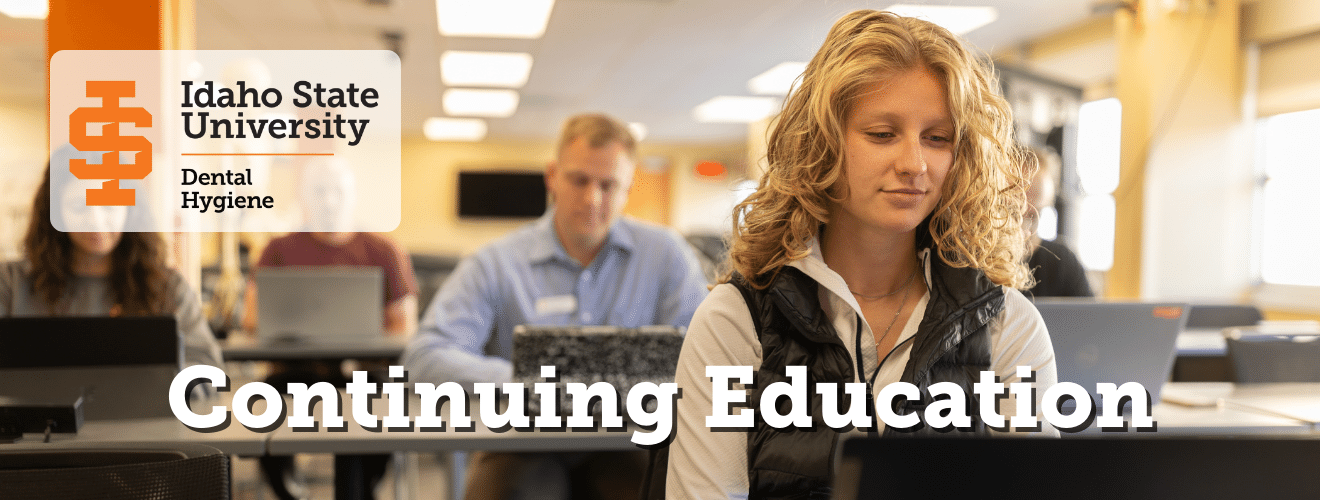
1065;383;1312;436
1164;382;1320;427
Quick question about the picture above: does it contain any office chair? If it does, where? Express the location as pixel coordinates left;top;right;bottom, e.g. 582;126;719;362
1226;332;1320;383
0;441;230;500
1185;304;1263;329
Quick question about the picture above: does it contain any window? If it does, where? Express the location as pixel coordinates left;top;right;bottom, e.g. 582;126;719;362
1256;108;1320;286
1074;97;1121;272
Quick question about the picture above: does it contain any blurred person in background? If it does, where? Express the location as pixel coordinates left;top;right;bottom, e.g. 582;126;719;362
243;157;418;500
403;113;708;500
0;156;222;386
1024;146;1093;298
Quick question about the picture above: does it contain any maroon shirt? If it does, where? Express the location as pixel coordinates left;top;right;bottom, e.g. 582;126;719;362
256;232;418;307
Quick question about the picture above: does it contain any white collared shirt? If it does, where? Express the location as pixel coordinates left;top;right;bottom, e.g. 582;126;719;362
666;240;1058;499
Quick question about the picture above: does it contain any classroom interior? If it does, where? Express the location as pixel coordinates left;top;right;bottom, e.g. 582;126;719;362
4;0;1320;498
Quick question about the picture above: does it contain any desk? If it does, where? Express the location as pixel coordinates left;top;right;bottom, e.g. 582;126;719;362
268;424;638;455
1068;383;1314;436
264;393;640;499
1163;382;1320;428
41;417;271;456
17;393;273;456
221;335;408;362
16;383;1320;499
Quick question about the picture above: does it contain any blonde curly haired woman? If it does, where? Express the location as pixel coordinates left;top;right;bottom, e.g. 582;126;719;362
666;10;1058;499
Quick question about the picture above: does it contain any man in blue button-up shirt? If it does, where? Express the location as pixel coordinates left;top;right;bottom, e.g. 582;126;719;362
402;113;709;499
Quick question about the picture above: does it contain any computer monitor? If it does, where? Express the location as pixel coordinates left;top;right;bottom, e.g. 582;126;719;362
835;436;1320;499
0;317;180;420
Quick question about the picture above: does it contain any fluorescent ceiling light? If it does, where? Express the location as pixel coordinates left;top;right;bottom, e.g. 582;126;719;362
443;88;520;118
0;0;48;19
883;4;997;35
424;117;487;141
436;0;555;39
693;96;779;123
441;51;533;88
748;62;807;95
628;122;648;142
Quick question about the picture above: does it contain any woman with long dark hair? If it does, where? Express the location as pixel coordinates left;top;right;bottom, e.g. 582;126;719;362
1;165;222;372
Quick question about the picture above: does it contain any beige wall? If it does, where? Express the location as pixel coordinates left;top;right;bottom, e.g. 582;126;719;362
0;103;50;262
389;136;745;258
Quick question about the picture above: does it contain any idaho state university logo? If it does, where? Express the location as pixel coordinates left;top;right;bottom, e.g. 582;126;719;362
69;81;153;206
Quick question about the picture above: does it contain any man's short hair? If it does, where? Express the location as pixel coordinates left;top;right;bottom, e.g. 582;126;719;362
556;113;637;160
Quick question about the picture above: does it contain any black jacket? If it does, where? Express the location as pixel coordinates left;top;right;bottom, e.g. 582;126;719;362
734;248;1004;499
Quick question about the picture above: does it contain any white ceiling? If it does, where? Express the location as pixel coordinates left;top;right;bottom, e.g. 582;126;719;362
2;0;1102;143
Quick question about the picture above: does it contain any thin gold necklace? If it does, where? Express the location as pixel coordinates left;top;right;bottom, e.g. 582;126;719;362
849;266;918;301
874;273;915;350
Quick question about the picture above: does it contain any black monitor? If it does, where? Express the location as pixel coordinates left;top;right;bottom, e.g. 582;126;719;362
457;171;547;219
835;436;1320;499
0;317;180;420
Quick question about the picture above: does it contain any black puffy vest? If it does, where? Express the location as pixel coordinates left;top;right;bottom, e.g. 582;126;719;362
733;250;1004;499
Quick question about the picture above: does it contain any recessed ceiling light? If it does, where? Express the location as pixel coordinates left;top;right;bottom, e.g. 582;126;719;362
883;4;998;35
424;117;487;141
443;89;520;118
0;0;48;19
748;62;807;95
441;51;534;88
436;0;555;39
628;122;648;142
693;96;780;123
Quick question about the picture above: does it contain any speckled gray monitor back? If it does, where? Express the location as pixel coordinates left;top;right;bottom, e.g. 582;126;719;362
513;325;684;418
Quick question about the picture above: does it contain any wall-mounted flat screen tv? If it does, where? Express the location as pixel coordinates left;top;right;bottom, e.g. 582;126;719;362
457;171;547;219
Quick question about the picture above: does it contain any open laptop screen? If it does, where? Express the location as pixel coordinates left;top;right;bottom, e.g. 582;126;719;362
1034;300;1188;407
256;266;384;341
0;317;179;420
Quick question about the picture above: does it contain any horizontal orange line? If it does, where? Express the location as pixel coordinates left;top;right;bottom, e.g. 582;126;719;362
180;153;334;156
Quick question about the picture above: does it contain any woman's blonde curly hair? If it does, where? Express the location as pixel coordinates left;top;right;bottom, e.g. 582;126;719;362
725;10;1035;290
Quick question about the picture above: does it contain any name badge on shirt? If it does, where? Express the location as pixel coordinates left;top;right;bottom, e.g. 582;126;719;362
536;295;578;316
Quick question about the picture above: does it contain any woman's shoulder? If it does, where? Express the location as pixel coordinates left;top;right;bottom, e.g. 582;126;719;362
689;283;756;338
0;260;32;286
159;266;193;297
999;287;1044;321
992;286;1050;345
682;282;762;369
0;260;29;275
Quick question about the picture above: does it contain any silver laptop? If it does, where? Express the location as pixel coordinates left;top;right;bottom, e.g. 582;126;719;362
512;325;685;418
256;267;384;343
0;317;180;421
1034;300;1189;408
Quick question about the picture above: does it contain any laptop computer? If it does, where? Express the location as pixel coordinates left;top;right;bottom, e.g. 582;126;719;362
834;436;1320;499
0;317;180;421
256;266;384;343
512;325;685;418
1034;300;1189;409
